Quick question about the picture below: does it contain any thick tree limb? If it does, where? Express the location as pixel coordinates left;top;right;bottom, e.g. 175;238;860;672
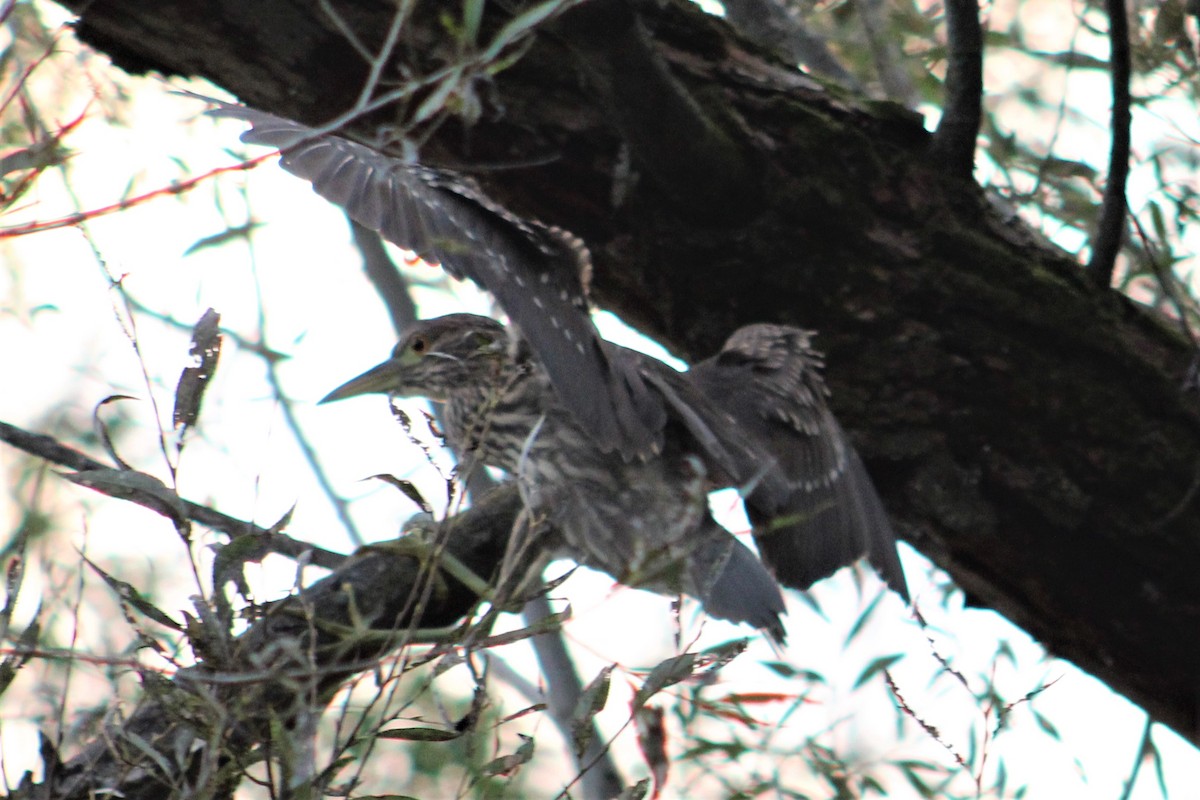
44;0;1200;748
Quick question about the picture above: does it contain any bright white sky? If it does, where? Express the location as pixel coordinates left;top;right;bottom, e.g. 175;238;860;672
0;1;1198;797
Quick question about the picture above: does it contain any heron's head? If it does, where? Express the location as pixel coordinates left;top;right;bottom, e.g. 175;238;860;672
320;314;510;404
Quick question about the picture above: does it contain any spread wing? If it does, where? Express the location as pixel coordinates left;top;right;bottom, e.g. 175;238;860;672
689;324;909;600
201;97;665;459
629;352;790;502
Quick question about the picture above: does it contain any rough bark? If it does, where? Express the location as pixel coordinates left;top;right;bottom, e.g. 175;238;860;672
42;0;1200;760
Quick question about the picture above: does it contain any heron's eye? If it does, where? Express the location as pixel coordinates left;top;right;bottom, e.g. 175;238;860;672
410;336;428;355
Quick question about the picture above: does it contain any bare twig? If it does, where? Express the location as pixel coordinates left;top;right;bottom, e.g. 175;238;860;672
1117;715;1155;800
1087;0;1132;288
932;0;984;179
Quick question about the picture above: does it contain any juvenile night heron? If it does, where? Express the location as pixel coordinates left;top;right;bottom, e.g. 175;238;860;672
322;314;909;641
203;97;908;638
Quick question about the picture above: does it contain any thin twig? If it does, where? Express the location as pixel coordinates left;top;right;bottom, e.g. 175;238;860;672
350;220;419;332
1117;715;1154;800
1087;0;1132;288
353;0;416;110
1129;214;1198;348
932;0;984;180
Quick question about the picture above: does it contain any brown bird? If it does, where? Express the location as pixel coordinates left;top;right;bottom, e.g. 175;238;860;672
202;97;908;638
322;314;908;642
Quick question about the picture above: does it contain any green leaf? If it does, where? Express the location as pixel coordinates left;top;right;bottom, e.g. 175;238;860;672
376;726;461;742
122;730;174;779
82;556;182;630
369;474;432;514
851;653;902;690
411;67;465;126
461;0;485;44
1032;708;1060;740
844;590;885;646
1148;200;1168;243
1029;50;1111;70
480;734;534;776
764;661;827;685
182;222;263;255
480;0;579;61
91;395;138;471
633;653;696;708
571;665;614;757
173;308;222;430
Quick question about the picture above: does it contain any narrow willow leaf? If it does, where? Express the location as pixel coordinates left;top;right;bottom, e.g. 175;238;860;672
92;395;137;470
82;556;182;630
174;308;222;429
633;653;696;709
852;653;902;690
369;474;432;513
479;734;534;776
376;726;460;742
571;665;614;757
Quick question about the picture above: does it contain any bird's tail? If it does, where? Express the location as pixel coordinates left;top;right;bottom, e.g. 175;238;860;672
753;443;909;602
691;525;788;644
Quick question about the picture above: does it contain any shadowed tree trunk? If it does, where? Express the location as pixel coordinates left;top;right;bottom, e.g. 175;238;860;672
34;0;1200;774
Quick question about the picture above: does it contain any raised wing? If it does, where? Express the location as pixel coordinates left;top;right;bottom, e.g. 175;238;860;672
203;98;665;459
689;324;909;600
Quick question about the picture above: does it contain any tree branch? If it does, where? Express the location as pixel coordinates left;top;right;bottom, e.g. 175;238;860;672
931;0;983;179
0;420;344;570
1;421;527;799
1086;0;1132;288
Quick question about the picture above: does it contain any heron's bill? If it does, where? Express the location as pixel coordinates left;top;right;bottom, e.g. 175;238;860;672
319;360;395;404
